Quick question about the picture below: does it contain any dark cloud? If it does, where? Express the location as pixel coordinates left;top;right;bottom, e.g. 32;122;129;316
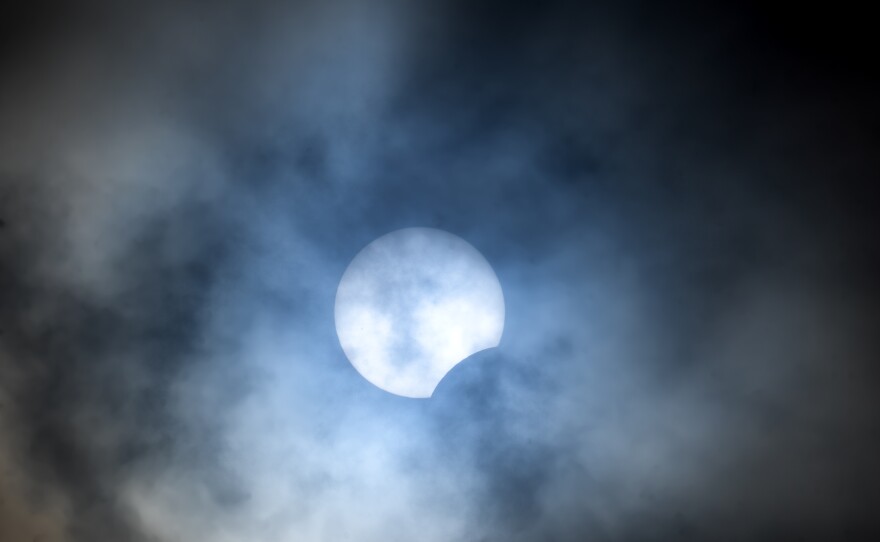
2;1;879;541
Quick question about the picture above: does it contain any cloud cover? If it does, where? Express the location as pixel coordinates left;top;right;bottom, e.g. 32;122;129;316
2;1;879;540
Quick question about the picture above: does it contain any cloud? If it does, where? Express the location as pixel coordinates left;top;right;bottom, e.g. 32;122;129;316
1;1;878;541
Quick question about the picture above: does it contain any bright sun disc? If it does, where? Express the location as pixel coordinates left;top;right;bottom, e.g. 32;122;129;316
334;228;505;398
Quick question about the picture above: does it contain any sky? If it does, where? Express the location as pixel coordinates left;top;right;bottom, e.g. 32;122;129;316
1;1;879;541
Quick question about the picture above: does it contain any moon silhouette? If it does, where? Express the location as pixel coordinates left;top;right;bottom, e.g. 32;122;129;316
335;228;505;398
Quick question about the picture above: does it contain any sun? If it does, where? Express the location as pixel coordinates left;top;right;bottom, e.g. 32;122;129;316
334;228;505;398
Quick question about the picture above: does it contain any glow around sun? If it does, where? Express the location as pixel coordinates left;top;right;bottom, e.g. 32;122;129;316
334;228;505;398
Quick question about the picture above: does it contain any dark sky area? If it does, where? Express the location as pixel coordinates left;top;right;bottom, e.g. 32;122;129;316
1;1;879;541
